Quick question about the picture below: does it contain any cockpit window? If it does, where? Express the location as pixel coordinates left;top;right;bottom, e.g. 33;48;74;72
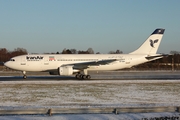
10;59;15;61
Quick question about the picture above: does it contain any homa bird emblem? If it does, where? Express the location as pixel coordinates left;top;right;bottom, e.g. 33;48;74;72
149;39;158;48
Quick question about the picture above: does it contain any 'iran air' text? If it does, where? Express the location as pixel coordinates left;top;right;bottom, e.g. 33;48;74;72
26;56;43;61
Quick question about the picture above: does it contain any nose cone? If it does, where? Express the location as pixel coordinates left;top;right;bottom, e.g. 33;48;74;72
4;61;17;70
4;61;22;71
4;61;11;68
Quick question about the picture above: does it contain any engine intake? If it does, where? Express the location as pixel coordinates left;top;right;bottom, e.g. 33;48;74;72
59;66;73;76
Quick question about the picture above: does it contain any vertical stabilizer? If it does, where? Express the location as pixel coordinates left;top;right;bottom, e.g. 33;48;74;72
130;28;165;55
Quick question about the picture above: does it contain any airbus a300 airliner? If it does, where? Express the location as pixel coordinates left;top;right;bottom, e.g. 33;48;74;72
5;28;165;79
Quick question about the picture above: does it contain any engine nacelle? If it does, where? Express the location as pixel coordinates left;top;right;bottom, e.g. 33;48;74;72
59;66;73;76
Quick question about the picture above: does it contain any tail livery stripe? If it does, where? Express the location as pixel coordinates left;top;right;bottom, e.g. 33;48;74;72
151;29;165;35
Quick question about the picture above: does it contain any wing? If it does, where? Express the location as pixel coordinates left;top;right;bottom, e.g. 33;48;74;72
154;39;159;43
62;59;117;70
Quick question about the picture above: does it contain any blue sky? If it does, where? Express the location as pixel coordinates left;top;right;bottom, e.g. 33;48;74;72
0;0;180;54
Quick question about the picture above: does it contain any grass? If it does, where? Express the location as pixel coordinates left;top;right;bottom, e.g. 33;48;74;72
0;81;180;106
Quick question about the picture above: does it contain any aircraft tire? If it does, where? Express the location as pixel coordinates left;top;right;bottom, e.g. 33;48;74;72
86;75;91;79
82;75;87;79
75;74;91;80
23;75;27;79
76;74;80;79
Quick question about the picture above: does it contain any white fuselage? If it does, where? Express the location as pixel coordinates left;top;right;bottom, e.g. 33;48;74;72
4;28;165;79
5;54;149;72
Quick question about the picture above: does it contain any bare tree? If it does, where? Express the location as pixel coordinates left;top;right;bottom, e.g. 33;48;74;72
116;50;123;54
109;49;123;54
70;49;77;54
170;51;180;54
0;48;8;62
87;48;94;54
11;48;27;57
61;48;67;54
62;48;72;54
78;50;89;54
109;51;116;54
0;47;27;62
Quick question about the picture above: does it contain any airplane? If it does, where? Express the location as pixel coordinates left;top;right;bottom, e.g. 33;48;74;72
4;28;165;79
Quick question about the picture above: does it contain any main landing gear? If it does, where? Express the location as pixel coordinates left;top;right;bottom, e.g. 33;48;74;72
75;69;91;80
75;73;91;80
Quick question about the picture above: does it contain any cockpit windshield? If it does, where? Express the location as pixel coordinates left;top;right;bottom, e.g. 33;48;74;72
10;59;15;61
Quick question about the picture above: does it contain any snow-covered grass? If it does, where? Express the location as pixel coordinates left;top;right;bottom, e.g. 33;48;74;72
0;80;180;119
0;80;180;108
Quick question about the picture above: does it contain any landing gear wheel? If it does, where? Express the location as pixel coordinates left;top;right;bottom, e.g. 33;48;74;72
86;75;91;80
75;74;91;80
23;75;27;79
82;75;87;79
76;74;82;79
22;71;27;79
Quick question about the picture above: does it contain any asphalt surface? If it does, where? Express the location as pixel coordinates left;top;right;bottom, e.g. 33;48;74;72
0;71;180;81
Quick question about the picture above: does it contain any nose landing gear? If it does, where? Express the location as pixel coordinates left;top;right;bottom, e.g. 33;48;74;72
22;71;27;79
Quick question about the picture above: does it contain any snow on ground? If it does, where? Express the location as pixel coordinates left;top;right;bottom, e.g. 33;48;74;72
0;79;180;119
0;80;180;108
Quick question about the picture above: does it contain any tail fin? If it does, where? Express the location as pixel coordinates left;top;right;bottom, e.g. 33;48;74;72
130;28;165;55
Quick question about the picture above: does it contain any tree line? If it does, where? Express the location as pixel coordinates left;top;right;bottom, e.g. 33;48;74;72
0;47;123;62
48;48;123;54
0;48;27;62
133;54;180;70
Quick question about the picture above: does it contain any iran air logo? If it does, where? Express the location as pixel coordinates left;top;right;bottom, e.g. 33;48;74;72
149;39;158;48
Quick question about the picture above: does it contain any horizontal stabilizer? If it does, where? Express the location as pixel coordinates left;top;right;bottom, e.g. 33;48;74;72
145;54;168;60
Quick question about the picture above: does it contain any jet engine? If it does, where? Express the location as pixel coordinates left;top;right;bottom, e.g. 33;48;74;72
58;66;73;76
